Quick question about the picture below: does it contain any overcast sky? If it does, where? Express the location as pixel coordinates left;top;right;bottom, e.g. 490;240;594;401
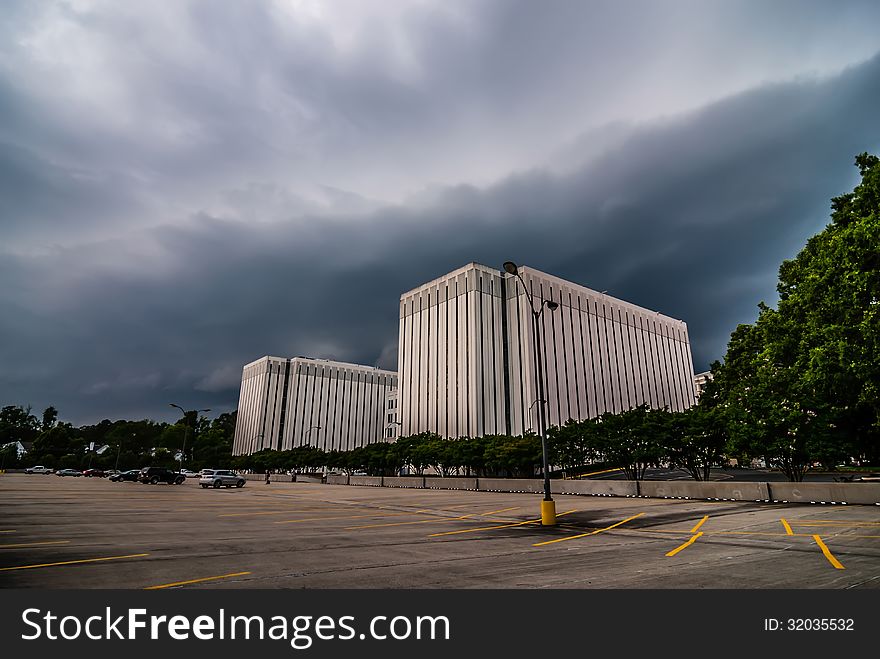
2;0;879;425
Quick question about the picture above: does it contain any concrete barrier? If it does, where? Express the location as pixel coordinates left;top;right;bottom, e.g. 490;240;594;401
639;480;770;501
384;476;425;488
243;473;293;482
478;478;544;494
349;475;384;487
551;479;638;497
768;482;880;505
425;477;479;491
294;474;324;484
317;471;880;506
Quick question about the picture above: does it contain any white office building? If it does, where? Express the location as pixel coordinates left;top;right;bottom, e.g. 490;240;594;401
397;263;696;438
232;356;397;456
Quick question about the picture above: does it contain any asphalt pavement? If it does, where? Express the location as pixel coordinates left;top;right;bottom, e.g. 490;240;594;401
1;474;879;589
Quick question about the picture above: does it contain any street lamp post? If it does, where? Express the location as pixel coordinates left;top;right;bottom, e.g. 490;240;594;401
115;433;131;472
170;404;211;473
503;261;559;526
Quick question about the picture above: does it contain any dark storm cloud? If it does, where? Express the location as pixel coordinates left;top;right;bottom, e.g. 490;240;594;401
3;51;879;424
2;1;880;424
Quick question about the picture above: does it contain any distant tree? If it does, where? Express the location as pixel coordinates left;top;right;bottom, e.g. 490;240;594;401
665;406;729;481
591;405;668;481
483;434;542;478
0;443;21;469
548;419;595;473
191;427;233;469
393;433;439;475
0;405;40;446
41;406;58;431
31;423;85;465
456;436;488;477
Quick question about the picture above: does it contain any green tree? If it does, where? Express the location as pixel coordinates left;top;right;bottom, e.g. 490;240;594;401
665;406;729;481
393;433;439;475
0;405;40;446
41;406;58;431
31;423;85;465
192;427;233;469
483;434;542;478
548;419;595;473
591;405;668;481
712;153;880;478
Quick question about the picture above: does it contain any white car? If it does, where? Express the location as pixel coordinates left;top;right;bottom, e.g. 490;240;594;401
199;470;246;489
25;465;53;474
180;469;200;478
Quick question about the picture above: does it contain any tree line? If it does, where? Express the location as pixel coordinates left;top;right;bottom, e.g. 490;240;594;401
0;405;235;472
233;405;727;481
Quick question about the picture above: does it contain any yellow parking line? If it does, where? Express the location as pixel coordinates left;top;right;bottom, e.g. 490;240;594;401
577;468;623;478
666;532;704;557
348;515;474;530
533;512;645;547
429;509;579;538
781;519;794;536
0;553;149;572
690;516;709;533
144;571;252;590
813;535;845;570
0;540;70;549
638;528;814;538
0;530;16;534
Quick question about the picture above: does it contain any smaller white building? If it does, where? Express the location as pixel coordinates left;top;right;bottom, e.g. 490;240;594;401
233;356;397;456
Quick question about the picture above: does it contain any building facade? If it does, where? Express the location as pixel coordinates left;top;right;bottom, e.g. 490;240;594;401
398;263;696;438
232;356;397;456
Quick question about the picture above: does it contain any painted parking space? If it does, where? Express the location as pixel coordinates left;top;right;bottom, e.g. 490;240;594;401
1;474;878;588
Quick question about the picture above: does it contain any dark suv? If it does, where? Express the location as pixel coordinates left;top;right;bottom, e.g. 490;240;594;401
139;467;185;485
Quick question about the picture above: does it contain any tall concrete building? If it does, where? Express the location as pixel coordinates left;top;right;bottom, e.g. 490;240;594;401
232;356;397;456
398;263;696;438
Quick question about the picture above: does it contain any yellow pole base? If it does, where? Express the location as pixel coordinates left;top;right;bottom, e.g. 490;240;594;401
541;499;556;526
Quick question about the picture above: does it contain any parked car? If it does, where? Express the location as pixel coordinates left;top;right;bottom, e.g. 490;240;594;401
180;469;199;478
138;467;185;485
56;468;82;477
25;465;53;474
83;468;106;478
109;469;140;482
199;468;215;478
199;470;246;489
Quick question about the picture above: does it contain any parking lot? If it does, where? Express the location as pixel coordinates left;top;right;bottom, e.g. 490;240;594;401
1;473;878;588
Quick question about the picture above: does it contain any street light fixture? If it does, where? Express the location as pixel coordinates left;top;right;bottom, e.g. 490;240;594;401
170;403;211;473
503;261;559;526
